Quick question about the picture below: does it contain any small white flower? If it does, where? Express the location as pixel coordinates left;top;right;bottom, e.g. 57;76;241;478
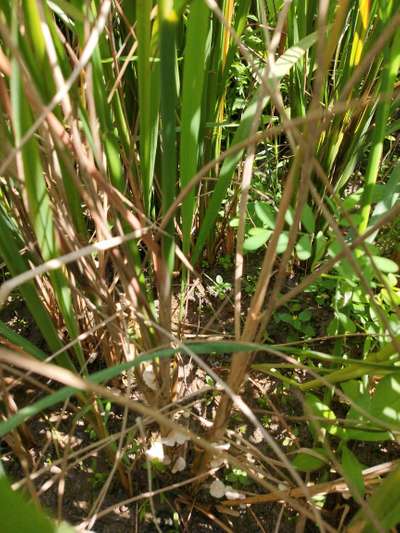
224;486;245;500
250;427;264;444
198;416;213;428
146;440;164;462
143;365;158;391
210;441;230;468
209;479;226;498
162;429;189;447
171;456;186;473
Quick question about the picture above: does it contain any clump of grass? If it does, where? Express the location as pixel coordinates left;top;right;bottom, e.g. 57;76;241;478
0;1;400;531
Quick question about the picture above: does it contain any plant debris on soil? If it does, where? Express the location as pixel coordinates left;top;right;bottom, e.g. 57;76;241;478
2;258;399;532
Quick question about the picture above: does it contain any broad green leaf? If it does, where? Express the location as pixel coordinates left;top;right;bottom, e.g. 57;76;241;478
174;0;192;16
284;206;294;226
0;477;75;532
343;193;361;211
277;312;303;332
341;428;391;442
341;446;365;497
312;231;327;268
277;312;294;323
277;232;289;254
341;380;365;402
304;391;385;441
371;373;400;429
301;203;315;233
292;448;329;472
254;201;276;228
342;382;392;442
349;464;400;532
304;324;316;337
336;312;357;333
381;287;400;306
370;256;399;273
304;393;342;437
340;214;363;228
243;228;272;251
299;309;312;321
299;335;400;391
305;394;336;423
296;234;312;260
327;317;339;336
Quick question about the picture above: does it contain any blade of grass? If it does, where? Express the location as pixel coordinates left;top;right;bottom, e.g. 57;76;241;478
137;0;159;215
299;335;400;390
0;320;47;361
157;0;180;405
0;201;72;369
180;0;209;257
159;0;178;276
358;9;400;235
10;7;84;369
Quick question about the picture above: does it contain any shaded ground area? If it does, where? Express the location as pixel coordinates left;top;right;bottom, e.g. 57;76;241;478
1;258;399;532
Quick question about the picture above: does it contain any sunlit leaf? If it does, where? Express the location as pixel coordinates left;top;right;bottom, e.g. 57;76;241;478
254;201;276;228
371;256;399;273
277;232;289;254
371;373;400;429
243;228;272;251
296;234;312;260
